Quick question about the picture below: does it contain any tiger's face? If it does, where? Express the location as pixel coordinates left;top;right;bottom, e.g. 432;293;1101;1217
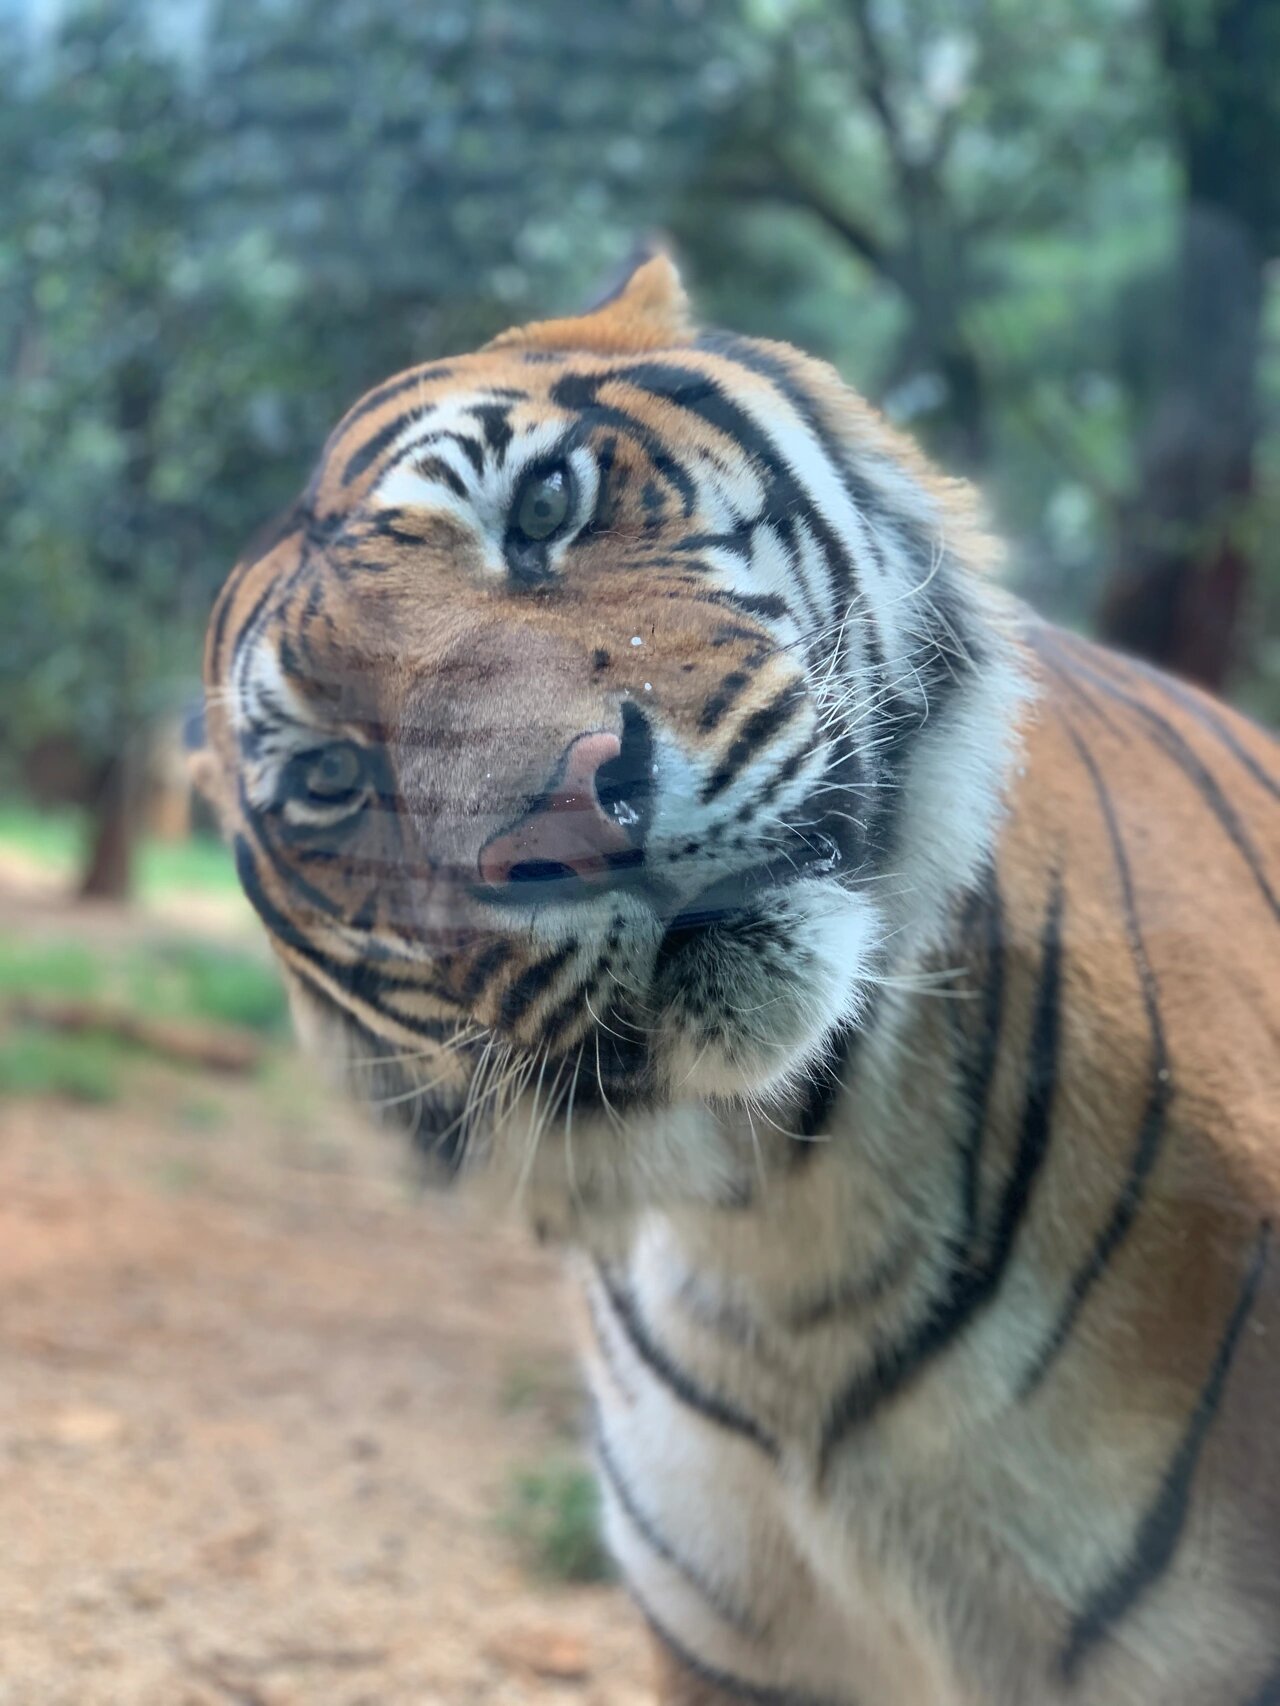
202;257;1016;1217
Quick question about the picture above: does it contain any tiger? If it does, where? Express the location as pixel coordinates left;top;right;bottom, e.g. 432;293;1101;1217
197;254;1280;1705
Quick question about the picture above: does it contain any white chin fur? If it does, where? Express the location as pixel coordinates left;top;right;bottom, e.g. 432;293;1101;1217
472;881;883;1234
656;880;880;1100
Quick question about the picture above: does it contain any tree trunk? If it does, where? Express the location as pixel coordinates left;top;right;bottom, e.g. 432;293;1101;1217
79;754;135;901
1099;222;1261;688
1100;0;1278;689
1098;208;1262;691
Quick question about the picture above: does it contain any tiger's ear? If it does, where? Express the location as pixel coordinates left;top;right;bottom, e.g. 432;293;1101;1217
487;249;694;355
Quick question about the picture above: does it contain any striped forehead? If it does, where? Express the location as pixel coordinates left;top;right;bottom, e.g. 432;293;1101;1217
359;359;780;538
305;341;953;675
373;387;581;520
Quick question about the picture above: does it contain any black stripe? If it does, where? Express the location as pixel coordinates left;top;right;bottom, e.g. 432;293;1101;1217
410;454;468;498
593;1415;759;1636
754;743;810;812
819;874;1064;1477
794;1023;853;1140
595;1267;780;1460
788;1234;916;1330
458;937;513;1004
706;589;793;623
711;621;771;653
1091;644;1279;802
1060;1221;1272;1680
239;777;349;924
365;509;435;547
953;868;1005;1250
210;504;305;669
586;1282;638;1405
549;373;699;516
598;360;862;613
641;1595;853;1706
672;524;755;561
340;408;417;487
468;401;514;463
576;433;621;541
695;331;912;564
418;428;485;477
697;332;982;716
335;363;451;435
1043;632;1279;921
498;940;579;1030
537;976;595;1051
211;517;304;680
640;477;666;526
772;515;825;637
556;360;886;716
1034;640;1126;739
1021;726;1173;1397
698;670;752;733
232;835;460;1039
700;681;807;804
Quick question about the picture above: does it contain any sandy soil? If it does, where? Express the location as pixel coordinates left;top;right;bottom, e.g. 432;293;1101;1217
0;891;651;1705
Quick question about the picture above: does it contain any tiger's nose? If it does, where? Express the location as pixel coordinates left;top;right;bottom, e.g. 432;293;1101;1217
477;725;649;890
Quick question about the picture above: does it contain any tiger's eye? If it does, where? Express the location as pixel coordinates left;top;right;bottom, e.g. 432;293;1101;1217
513;465;571;543
305;743;365;800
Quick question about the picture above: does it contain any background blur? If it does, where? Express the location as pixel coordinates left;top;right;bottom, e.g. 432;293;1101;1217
0;2;1275;1701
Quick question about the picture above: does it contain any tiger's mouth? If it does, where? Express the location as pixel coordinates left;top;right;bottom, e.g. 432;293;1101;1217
657;830;843;943
294;818;866;1178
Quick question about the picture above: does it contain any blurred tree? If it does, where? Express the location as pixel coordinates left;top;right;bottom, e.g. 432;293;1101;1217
198;0;739;430
1;3;202;895
1098;0;1280;687
681;0;1153;475
685;0;1277;693
1;0;1275;908
0;0;739;895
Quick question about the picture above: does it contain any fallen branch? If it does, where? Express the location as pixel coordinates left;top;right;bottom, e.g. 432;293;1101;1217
7;997;264;1074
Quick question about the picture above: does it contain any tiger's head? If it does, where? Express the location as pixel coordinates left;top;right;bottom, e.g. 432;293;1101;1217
201;256;1021;1222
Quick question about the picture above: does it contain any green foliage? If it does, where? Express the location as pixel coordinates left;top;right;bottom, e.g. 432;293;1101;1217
1;0;1276;813
0;1024;123;1103
500;1459;612;1584
0;924;285;1039
0;939;102;1001
0;803;240;896
127;941;288;1035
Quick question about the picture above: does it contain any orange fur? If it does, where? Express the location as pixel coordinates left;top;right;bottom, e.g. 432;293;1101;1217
202;262;1280;1704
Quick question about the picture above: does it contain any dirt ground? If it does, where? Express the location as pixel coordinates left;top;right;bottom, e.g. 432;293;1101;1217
0;885;651;1705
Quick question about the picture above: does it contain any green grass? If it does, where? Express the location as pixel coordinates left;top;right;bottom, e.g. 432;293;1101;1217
0;939;102;1002
0;931;288;1040
500;1460;612;1584
127;941;288;1035
0;802;288;1107
0;804;82;876
0;802;240;898
0;1024;123;1103
499;1358;585;1439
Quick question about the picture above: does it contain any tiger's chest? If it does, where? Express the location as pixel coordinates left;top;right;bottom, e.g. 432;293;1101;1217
577;1201;1268;1706
580;1224;1067;1706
